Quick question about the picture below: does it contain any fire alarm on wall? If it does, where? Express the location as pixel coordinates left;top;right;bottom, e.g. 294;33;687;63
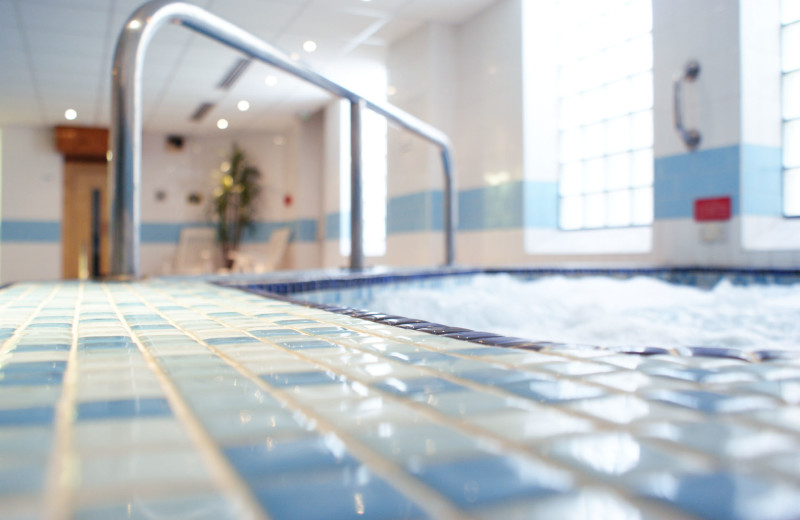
284;194;293;207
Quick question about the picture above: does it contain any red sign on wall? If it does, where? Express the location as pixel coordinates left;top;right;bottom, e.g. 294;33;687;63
694;197;731;222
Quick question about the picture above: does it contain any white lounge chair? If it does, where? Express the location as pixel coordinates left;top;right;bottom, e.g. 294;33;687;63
229;227;291;273
173;227;218;275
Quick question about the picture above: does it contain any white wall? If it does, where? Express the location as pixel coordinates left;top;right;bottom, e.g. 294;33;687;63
0;122;326;282
0;126;63;283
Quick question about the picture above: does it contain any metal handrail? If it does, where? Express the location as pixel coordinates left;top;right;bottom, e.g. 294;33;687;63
110;0;456;278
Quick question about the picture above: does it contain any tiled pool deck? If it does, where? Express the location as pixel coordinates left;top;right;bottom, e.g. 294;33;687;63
2;280;800;519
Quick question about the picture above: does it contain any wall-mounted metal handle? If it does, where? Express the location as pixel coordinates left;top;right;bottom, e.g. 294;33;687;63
673;60;701;150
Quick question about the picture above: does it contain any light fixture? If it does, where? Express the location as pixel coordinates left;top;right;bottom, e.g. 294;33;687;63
237;100;250;111
64;109;77;120
217;118;229;130
265;75;278;86
302;40;317;53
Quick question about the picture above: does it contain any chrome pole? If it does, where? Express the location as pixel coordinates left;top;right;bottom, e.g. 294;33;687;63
110;0;456;278
349;99;365;270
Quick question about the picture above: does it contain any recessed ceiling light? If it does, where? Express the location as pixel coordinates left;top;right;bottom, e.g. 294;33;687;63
237;100;250;111
217;118;229;130
265;75;278;86
302;40;317;53
64;109;77;120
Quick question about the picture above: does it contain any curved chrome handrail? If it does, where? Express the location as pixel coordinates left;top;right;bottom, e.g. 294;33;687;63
110;0;456;278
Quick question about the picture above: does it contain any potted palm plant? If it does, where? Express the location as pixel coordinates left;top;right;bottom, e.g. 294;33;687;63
212;143;261;269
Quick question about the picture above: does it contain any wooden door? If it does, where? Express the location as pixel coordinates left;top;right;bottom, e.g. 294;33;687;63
62;162;109;279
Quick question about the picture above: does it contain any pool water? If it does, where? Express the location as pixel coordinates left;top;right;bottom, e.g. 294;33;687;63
309;274;800;352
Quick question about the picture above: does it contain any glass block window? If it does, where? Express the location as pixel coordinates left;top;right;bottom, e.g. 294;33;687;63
556;0;654;230
783;0;800;216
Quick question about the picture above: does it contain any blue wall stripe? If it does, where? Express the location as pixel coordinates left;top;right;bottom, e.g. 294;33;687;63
654;145;740;219
523;181;559;228
740;144;783;216
0;221;61;242
458;182;523;231
325;212;342;240
244;219;318;243
0;220;317;245
140;223;208;243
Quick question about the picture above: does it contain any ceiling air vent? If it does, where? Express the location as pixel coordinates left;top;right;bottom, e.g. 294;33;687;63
189;102;215;122
217;57;252;90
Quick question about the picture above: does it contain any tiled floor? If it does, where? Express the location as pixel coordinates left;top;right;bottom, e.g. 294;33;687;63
1;280;799;519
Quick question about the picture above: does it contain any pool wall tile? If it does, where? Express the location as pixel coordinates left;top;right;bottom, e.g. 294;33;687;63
0;276;799;519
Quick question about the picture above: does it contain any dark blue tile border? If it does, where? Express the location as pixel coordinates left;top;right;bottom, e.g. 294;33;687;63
223;267;800;363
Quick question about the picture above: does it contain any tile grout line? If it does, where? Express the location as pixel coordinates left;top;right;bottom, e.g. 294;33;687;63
101;282;270;520
129;283;472;520
255;296;800;482
45;282;83;520
218;286;800;450
143;284;641;505
0;283;63;356
172;283;783;510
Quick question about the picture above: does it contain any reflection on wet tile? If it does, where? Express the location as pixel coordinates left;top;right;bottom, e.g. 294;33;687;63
2;279;799;520
635;471;800;520
547;433;706;480
409;454;573;509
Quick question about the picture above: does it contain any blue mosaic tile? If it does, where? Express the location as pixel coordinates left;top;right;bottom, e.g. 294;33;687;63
252;468;426;520
0;406;55;427
456;367;545;386
0;371;63;386
410;455;572;509
502;379;605;403
224;436;359;480
0;463;46;497
26;323;71;329
649;390;777;414
205;336;263;346
274;319;317;325
386;351;455;365
74;493;242;520
272;338;340;350
12;344;71;352
250;329;303;337
448;347;518;357
76;398;172;421
375;377;467;397
260;371;342;387
636;471;800;520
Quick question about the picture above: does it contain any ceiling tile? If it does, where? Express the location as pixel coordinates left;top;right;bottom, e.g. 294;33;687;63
284;6;383;40
401;0;495;24
208;0;303;40
3;0;501;132
17;1;111;38
364;17;422;45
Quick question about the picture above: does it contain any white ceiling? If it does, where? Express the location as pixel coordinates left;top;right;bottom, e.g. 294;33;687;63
0;0;498;134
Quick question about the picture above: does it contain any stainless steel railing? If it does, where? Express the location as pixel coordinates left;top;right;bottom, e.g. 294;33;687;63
110;0;456;278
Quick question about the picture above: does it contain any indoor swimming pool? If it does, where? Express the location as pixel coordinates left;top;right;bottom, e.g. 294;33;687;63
275;270;800;353
1;271;800;519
